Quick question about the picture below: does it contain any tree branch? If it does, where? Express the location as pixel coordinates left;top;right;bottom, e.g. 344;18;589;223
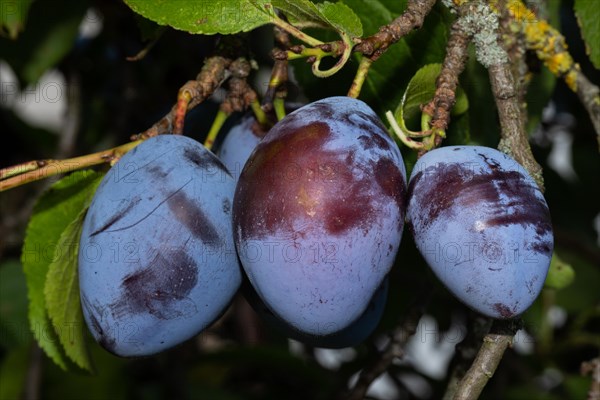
506;0;600;147
355;0;437;60
489;62;544;189
456;0;545;189
581;357;600;400
0;141;141;192
422;7;472;142
452;320;519;400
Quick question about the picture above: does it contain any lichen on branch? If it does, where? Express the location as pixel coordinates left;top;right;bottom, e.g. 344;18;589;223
505;0;600;146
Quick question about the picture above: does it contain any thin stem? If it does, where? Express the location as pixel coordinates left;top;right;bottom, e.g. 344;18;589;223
1;161;44;180
286;47;333;61
386;111;426;150
347;57;373;98
173;90;192;134
126;27;165;62
204;110;229;151
250;98;270;127
268;8;324;47
273;98;287;121
311;33;354;78
0;141;142;192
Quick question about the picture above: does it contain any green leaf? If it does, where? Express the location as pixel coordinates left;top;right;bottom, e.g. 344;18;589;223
0;260;31;347
544;252;575;290
123;0;272;35
21;170;103;371
0;0;34;39
272;0;327;26
0;0;89;84
271;0;362;38
44;210;94;372
317;2;363;38
394;63;469;131
574;0;600;68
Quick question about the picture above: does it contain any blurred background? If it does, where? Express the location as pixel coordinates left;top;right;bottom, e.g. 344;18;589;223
0;0;598;399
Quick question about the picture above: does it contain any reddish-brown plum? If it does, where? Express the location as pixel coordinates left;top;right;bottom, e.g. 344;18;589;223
233;97;406;336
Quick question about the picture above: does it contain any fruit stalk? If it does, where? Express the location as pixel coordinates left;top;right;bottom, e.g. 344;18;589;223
264;25;290;113
347;57;373;99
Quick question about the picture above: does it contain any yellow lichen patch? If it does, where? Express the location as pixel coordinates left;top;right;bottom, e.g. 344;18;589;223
507;0;539;23
505;0;581;93
546;52;571;75
565;70;578;92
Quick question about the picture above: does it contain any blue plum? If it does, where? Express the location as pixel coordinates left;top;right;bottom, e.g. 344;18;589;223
217;104;304;181
233;96;406;336
406;146;553;319
79;134;241;357
217;115;263;181
243;276;389;348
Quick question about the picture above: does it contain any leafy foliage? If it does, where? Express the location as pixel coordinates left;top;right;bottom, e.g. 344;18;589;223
393;63;468;131
271;0;363;37
21;170;103;371
123;0;272;35
44;210;94;371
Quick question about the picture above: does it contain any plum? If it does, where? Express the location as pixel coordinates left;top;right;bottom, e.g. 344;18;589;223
79;134;241;357
243;276;389;348
233;96;406;336
217;104;304;181
217;115;263;181
406;146;553;319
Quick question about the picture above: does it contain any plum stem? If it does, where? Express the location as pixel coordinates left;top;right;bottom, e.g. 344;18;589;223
204;110;230;151
347;57;373;99
263;25;290;114
173;90;192;135
0;140;142;192
273;98;287;121
386;111;429;150
250;99;270;127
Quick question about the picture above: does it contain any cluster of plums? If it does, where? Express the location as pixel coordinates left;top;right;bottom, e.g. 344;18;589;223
78;97;553;357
